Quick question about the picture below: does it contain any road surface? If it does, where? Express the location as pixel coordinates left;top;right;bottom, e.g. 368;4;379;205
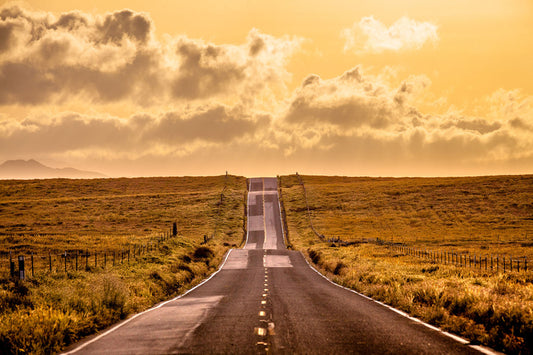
65;177;484;354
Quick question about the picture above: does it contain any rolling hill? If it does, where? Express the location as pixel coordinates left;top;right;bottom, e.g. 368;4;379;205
0;159;106;179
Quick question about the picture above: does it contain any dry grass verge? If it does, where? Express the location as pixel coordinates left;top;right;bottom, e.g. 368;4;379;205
280;174;533;354
0;175;246;354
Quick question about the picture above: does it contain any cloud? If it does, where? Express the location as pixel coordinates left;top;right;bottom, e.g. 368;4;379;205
284;66;426;130
0;104;268;158
0;4;302;105
276;67;533;174
0;4;530;176
342;16;438;53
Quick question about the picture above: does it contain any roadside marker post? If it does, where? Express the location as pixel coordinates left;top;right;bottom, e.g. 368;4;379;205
18;255;25;280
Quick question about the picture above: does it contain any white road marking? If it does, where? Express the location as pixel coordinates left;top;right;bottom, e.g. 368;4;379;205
223;249;248;269
264;255;292;268
247;216;264;232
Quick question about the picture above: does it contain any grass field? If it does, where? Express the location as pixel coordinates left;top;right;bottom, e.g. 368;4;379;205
0;175;247;354
280;174;533;354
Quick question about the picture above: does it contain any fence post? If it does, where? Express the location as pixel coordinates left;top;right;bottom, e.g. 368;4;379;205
503;257;506;272
525;257;528;272
64;251;67;273
18;255;25;280
31;252;34;278
517;258;520;272
510;258;513;272
86;249;89;270
104;251;107;268
76;251;78;271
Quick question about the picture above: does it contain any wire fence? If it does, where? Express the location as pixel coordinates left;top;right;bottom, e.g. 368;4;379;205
1;228;178;280
296;173;530;274
387;241;528;273
296;172;325;241
3;173;235;280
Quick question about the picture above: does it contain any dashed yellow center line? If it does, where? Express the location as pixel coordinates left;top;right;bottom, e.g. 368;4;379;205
255;327;267;337
259;311;266;317
261;300;267;305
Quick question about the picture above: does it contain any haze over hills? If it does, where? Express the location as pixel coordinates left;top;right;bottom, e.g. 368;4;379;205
0;159;107;179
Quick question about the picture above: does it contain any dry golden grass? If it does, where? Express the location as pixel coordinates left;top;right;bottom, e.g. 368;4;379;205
0;175;247;354
280;174;533;354
0;175;245;243
281;174;533;258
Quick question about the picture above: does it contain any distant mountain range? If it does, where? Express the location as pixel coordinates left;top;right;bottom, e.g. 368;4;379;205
0;159;107;179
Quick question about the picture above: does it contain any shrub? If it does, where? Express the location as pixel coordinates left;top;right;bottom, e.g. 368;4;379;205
193;246;213;259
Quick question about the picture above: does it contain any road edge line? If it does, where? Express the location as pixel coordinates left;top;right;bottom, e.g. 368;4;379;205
299;251;503;355
277;190;286;247
244;179;251;248
62;249;234;354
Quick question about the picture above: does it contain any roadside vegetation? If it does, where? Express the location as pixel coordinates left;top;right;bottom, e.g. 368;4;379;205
0;175;247;354
280;174;533;354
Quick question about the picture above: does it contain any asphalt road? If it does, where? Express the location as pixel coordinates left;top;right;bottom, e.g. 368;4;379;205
65;177;485;354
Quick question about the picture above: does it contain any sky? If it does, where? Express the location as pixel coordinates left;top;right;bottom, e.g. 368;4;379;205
0;0;532;177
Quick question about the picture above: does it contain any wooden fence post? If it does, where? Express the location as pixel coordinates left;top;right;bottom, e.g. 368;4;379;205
18;255;25;280
31;252;34;278
76;251;78;271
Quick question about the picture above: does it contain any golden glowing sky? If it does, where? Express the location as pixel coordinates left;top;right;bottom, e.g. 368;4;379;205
0;0;532;176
